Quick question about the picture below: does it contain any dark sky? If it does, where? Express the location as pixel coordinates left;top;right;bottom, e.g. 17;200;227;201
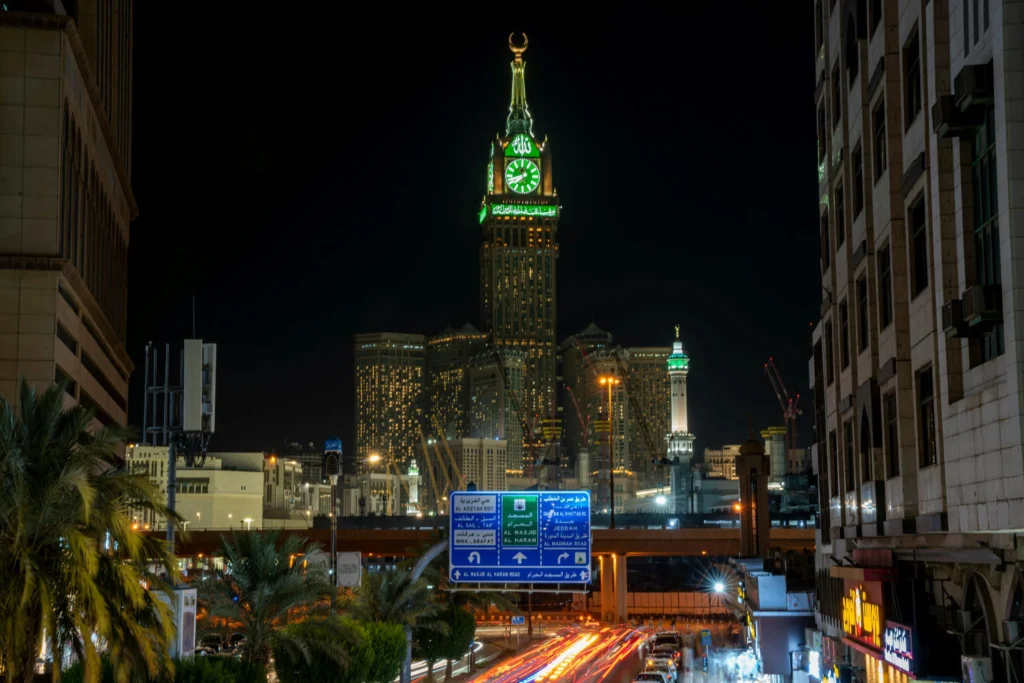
127;10;820;457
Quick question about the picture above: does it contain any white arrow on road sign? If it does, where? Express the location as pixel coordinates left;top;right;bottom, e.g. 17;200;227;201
513;552;527;564
454;570;461;580
557;552;569;564
468;551;481;564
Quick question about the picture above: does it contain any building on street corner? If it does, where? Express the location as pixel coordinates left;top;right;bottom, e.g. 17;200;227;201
811;1;1024;682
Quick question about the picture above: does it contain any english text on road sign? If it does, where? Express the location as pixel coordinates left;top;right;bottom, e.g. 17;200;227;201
449;491;591;584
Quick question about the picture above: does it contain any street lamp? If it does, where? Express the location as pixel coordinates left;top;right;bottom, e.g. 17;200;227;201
242;517;253;531
655;495;667;506
196;512;201;529
714;582;724;593
599;375;621;529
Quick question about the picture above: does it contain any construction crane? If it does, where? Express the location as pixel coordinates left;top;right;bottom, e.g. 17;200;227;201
764;357;803;449
486;343;547;475
431;414;465;490
417;426;445;514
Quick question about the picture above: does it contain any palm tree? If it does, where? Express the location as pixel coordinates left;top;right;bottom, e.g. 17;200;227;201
0;380;183;682
349;569;443;683
212;530;350;669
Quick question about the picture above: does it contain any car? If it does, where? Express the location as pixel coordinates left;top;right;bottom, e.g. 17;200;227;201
634;673;670;683
646;657;678;683
653;643;682;666
199;635;222;653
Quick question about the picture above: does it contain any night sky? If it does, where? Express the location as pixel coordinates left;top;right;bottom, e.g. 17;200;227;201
127;10;820;457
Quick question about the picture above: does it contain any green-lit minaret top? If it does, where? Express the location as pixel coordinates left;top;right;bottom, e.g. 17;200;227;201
506;33;534;137
667;324;690;371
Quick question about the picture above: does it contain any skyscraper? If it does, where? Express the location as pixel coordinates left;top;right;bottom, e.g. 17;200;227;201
624;346;671;487
353;333;425;471
468;348;525;472
0;2;134;427
480;34;559;452
425;323;487;440
558;323;614;475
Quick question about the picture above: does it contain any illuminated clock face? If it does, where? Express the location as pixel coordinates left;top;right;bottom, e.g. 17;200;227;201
505;158;540;194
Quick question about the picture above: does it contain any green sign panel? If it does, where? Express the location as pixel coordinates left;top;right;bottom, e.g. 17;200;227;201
501;494;538;547
504;133;540;158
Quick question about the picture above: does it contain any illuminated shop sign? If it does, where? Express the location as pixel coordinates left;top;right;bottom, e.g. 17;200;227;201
842;585;883;649
883;622;915;674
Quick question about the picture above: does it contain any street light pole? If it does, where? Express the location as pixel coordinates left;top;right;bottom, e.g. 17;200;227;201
600;376;620;530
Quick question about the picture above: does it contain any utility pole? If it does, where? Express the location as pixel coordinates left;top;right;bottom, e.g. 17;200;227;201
324;438;343;613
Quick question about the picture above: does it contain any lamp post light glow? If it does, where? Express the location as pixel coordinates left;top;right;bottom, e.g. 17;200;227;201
655;495;667;506
714;581;725;593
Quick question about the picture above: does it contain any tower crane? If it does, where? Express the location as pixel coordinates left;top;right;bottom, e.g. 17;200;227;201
764;357;803;450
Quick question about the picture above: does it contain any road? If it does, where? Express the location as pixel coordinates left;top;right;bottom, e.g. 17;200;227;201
466;626;651;683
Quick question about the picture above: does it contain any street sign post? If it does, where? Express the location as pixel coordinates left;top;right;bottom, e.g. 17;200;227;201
449;491;591;584
511;615;525;625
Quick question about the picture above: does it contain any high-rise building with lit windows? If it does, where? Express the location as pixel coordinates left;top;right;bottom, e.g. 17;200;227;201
354;333;425;471
810;1;1024;679
426;323;487;440
0;1;134;428
469;348;525;473
480;34;559;444
624;346;671;487
558;323;614;475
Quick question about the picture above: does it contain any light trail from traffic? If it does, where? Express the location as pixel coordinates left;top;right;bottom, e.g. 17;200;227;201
467;626;650;683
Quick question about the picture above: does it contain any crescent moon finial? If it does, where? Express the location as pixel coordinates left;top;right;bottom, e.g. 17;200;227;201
509;32;528;61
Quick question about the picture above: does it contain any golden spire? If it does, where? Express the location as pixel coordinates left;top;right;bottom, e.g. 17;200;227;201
506;33;534;136
674;324;680;340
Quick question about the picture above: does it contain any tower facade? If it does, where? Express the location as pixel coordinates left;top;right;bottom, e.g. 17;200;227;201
0;4;135;429
425;323;487;440
665;325;695;512
468;349;525;472
480;34;559;456
353;333;425;471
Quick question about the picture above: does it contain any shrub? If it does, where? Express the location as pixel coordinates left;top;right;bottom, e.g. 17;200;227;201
364;621;406;683
273;616;369;683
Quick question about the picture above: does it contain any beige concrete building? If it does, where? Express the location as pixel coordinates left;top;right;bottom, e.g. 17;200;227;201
446;437;508;492
704;444;741;480
125;445;263;531
354;332;425;470
811;1;1024;679
0;4;134;427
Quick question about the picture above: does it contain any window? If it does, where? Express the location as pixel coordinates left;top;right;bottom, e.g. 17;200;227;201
910;197;928;297
917;366;936;467
903;29;922;129
821;214;831;271
853;147;864;217
963;0;971;57
825;321;835;385
832;63;842;129
873;102;887;182
878;244;893;328
974;0;980;42
840;299;850;368
815;0;824;53
844;421;855;492
56;323;78;355
829;429;839;495
847;32;860;86
857;277;869;352
972;104;1004;361
984;0;990;31
870;0;882;34
836;182;846;246
818;104;827;168
883;391;899;477
861;415;872;482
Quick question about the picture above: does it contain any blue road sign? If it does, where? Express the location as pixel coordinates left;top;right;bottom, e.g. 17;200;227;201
449;491;591;584
324;437;342;453
701;629;712;646
511;615;525;625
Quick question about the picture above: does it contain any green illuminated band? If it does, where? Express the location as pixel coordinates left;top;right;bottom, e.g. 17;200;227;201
479;206;487;223
490;204;557;218
667;357;689;370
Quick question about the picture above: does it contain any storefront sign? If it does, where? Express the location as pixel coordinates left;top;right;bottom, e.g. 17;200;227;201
883;622;915;674
808;650;821;679
842;585;883;648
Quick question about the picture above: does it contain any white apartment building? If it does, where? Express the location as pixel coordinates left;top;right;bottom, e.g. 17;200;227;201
811;1;1024;682
263;455;303;512
125;445;263;531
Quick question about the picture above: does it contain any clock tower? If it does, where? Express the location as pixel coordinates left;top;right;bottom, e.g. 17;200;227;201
480;33;559;470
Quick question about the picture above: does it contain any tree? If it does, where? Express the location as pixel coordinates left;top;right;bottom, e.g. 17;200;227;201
273;616;368;683
363;621;406;683
0;380;182;682
349;568;444;682
414;605;476;683
207;530;349;669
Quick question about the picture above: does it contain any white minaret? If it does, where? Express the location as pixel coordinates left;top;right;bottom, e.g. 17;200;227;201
406;459;420;515
665;325;696;513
